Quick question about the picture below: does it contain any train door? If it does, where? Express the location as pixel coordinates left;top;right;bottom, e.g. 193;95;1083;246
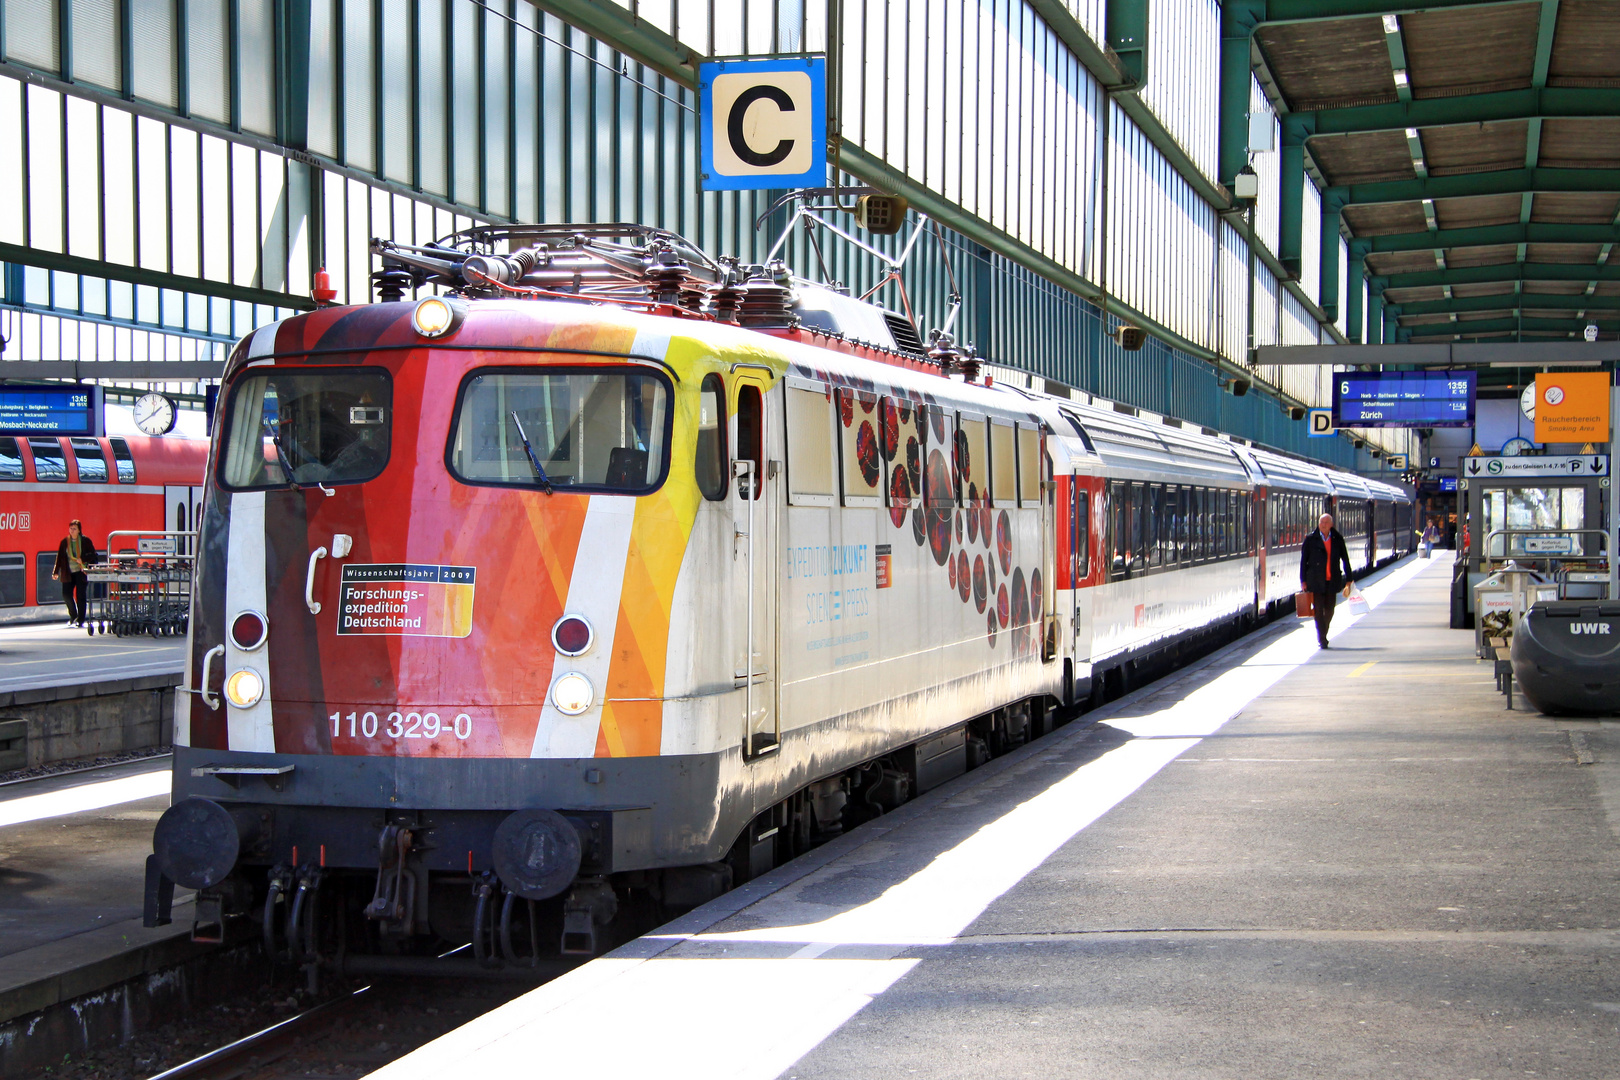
731;376;779;758
164;485;204;554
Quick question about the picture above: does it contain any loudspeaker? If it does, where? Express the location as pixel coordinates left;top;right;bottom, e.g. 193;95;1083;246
1113;325;1147;351
856;195;909;235
1288;406;1305;421
1229;378;1251;397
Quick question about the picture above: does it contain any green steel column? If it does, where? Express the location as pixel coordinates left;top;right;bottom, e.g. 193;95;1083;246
1106;0;1150;88
1279;118;1314;280
1368;284;1385;345
1219;0;1265;189
1320;190;1348;324
1385;305;1402;343
280;0;312;149
1347;250;1366;342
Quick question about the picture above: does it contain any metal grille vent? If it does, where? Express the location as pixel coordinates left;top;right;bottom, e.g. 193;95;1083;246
883;313;926;354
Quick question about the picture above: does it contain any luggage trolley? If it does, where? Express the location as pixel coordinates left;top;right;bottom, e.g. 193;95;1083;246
84;530;197;637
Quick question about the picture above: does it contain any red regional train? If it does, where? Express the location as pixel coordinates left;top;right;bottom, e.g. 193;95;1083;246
146;222;1411;974
0;433;208;619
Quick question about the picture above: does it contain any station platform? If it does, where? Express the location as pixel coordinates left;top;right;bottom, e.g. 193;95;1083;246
372;555;1620;1080
0;621;185;771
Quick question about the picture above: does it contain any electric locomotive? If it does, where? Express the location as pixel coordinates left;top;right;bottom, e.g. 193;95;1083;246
146;220;1410;973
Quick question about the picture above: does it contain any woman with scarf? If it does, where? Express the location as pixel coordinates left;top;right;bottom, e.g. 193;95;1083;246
51;519;99;627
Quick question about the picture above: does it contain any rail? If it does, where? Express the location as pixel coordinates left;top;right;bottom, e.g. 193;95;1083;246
1481;529;1614;600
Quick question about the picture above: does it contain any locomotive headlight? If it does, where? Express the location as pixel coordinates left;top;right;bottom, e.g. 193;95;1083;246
224;668;264;708
412;296;464;338
550;671;594;715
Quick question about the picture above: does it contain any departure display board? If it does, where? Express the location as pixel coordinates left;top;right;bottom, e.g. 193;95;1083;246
1333;369;1474;429
0;384;103;436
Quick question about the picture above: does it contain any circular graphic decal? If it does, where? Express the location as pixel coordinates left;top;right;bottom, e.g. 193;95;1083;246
997;583;1010;628
880;406;900;461
996;511;1013;575
954;429;971;487
929;406;945;442
897;401;912;424
1030;568;1043;621
973;555;988;614
858;391;877;414
912;505;927;548
948;552;958;591
838;393;855;428
987;607;998;646
957;550;970;602
966;485;980;543
955;510;964;545
889;466;911;528
856;421;880;487
1010;568;1031;655
906;437;921;492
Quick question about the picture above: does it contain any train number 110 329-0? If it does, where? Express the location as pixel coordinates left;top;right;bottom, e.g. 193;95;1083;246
329;710;474;740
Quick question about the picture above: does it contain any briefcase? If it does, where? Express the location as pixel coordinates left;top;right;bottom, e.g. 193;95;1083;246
1295;591;1314;618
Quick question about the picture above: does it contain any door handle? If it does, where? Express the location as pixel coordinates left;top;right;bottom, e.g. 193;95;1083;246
199;644;225;710
305;546;328;614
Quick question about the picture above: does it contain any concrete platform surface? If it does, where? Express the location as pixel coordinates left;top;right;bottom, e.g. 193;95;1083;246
0;758;175;959
0;620;185;695
370;555;1620;1080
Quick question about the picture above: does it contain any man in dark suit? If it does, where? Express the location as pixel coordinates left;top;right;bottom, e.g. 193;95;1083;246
1300;512;1353;649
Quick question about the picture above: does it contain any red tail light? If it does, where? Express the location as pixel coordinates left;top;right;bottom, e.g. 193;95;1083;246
552;616;593;656
231;610;268;651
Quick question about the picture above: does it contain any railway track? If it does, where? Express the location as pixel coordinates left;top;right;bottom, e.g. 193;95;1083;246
141;976;528;1080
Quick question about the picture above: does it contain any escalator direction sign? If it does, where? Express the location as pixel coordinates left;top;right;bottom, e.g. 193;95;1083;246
1461;455;1609;478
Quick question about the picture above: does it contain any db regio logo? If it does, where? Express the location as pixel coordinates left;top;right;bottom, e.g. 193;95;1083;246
0;512;31;532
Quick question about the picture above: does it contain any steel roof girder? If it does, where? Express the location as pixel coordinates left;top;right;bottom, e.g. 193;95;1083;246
1398;292;1620;316
1260;0;1554;26
1365;222;1620;253
1403;315;1619;335
1329;169;1620;208
1380;262;1620;288
1303;87;1620;138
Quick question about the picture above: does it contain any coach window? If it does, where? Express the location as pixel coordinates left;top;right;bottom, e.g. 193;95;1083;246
840;389;883;507
1145;485;1164;568
108;438;136;482
1017;425;1041;507
958;414;988;507
28;439;66;481
785;383;836;506
735;384;763;499
990;419;1016;507
34;553;55;603
1072;488;1090;581
1108;481;1128;580
1175;487;1190;563
1131;482;1148;571
70;439;109;483
0;438;21;480
0;553;22;607
695;374;727;501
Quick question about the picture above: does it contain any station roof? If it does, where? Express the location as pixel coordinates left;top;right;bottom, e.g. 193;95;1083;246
1253;0;1620;348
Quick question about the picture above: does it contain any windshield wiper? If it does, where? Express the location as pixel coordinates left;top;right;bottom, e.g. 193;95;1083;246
263;419;304;489
509;411;554;494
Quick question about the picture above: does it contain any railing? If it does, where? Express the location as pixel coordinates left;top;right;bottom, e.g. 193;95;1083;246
1482;529;1613;600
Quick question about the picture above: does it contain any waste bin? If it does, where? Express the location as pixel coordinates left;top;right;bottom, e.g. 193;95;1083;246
1510;601;1620;715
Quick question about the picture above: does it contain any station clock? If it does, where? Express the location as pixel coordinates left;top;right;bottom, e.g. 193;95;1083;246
133;392;178;436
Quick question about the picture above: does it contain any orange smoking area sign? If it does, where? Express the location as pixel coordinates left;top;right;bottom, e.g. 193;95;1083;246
1533;372;1611;444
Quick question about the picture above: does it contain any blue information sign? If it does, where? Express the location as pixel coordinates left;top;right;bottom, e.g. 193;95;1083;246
0;384;103;436
1439;476;1458;492
1332;369;1475;429
700;57;827;191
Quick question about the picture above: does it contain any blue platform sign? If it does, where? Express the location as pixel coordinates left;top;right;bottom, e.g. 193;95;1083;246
1333;369;1475;429
699;57;826;191
0;383;103;436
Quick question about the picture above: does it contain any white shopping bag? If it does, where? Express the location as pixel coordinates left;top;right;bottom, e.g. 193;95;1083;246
1346;585;1370;617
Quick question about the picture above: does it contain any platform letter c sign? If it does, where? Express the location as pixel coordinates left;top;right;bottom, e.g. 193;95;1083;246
700;57;827;191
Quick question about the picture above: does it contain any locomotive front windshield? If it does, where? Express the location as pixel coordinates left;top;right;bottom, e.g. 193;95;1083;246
221;369;393;489
449;369;669;491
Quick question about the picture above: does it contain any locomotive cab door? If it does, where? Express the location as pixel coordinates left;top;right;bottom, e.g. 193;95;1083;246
731;375;779;758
